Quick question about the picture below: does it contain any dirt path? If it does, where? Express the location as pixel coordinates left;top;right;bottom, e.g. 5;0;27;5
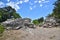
1;27;60;40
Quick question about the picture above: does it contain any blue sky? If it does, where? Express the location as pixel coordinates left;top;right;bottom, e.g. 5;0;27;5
0;0;56;20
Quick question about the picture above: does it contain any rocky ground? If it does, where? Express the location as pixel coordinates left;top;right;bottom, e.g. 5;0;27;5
0;27;60;40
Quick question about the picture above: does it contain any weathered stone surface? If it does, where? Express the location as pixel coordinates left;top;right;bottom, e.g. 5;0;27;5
1;18;35;30
42;17;60;28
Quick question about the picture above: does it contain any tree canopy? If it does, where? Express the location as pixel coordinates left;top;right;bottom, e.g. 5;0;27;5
52;0;60;18
0;6;21;22
32;19;39;25
47;0;60;18
32;17;44;25
38;17;44;23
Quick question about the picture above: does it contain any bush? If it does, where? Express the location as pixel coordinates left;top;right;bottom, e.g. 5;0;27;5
32;20;39;25
0;25;5;34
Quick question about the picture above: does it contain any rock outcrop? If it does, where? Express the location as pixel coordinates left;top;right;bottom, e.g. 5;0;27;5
42;17;60;28
1;18;35;30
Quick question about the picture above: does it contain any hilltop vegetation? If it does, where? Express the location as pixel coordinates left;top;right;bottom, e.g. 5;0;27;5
0;6;21;34
47;0;60;18
0;6;21;22
32;17;44;25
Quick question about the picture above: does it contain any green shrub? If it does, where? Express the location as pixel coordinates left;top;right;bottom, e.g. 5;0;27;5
32;20;39;25
0;25;5;34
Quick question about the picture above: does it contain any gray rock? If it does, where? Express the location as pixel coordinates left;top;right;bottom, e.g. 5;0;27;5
42;17;60;28
1;18;35;30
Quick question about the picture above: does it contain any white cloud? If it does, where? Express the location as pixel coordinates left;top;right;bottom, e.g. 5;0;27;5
5;0;50;11
19;1;23;4
16;1;23;4
38;0;49;4
42;0;45;1
7;0;10;2
34;1;38;3
24;0;29;2
6;2;20;11
30;6;32;10
15;4;20;10
0;2;4;5
40;4;43;7
0;1;5;8
38;1;42;3
43;1;49;3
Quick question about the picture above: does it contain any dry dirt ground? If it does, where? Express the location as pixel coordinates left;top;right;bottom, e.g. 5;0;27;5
0;27;60;40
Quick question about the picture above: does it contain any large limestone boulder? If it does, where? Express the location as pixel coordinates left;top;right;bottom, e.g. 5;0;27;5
1;18;35;30
2;18;23;30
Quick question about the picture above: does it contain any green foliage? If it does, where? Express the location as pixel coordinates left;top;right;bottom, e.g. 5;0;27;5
0;6;21;22
48;0;60;18
38;17;44;23
32;20;39;25
13;12;21;19
53;0;60;18
0;25;5;34
32;17;44;25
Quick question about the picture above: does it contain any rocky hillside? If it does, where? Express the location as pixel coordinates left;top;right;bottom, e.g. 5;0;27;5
0;27;60;40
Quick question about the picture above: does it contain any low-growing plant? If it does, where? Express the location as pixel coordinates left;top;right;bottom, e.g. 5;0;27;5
0;24;5;34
